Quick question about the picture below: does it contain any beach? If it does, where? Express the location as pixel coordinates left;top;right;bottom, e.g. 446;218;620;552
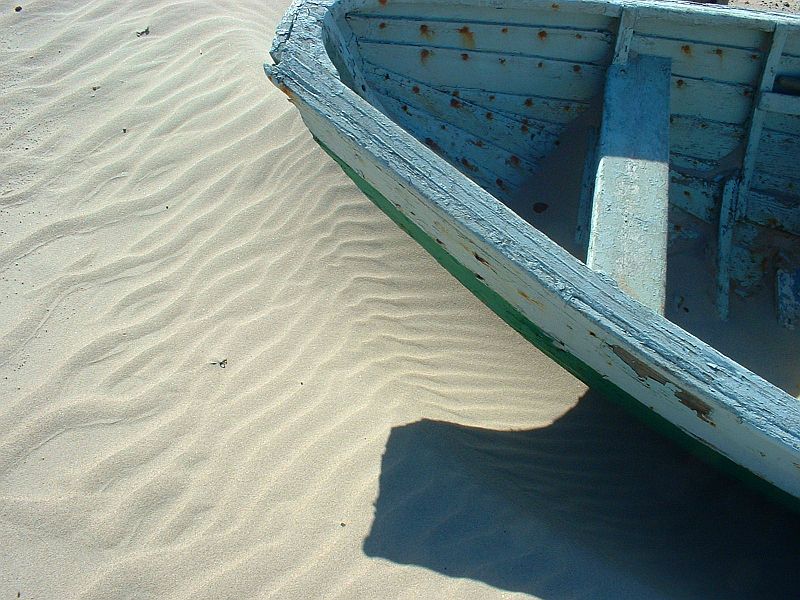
1;0;799;597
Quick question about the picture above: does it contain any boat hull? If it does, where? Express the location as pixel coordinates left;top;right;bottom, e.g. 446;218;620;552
267;0;800;507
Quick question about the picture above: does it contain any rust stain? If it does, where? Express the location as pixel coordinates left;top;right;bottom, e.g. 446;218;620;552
457;26;475;48
488;94;495;101
537;61;544;68
379;0;387;4
499;57;507;65
743;89;752;97
573;64;581;73
575;33;583;40
379;22;387;29
474;140;484;147
450;98;462;108
563;104;571;112
521;124;529;132
424;138;441;152
683;189;691;198
551;2;560;9
401;104;408;112
538;30;548;40
412;85;420;94
485;112;493;120
501;27;508;33
496;178;506;190
461;52;470;60
279;84;293;99
533;202;549;213
751;53;759;60
715;48;723;57
473;252;489;265
508;155;520;166
676;79;686;88
681;44;692;56
518;290;531;300
420;48;431;63
419;24;433;38
461;157;477;171
524;98;533;107
611;345;669;385
451;90;459;97
676;390;715;426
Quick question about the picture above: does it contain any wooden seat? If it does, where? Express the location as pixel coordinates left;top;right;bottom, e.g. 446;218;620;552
586;54;672;314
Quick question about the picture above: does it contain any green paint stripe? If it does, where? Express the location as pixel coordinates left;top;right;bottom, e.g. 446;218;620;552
318;141;800;513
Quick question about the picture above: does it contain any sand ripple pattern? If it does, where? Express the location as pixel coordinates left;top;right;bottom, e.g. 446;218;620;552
2;1;799;599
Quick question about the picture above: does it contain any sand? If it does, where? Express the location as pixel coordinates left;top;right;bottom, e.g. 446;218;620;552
1;1;799;598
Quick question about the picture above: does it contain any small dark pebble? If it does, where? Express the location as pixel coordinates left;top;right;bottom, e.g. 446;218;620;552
533;202;549;213
15;6;22;12
122;128;127;133
340;522;346;527
136;26;150;37
92;85;100;91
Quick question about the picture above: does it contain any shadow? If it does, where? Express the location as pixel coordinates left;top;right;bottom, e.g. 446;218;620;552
364;391;800;599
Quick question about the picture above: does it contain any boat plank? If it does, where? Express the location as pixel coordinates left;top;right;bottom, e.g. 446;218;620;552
445;87;592;124
669;115;744;161
348;14;614;63
369;68;561;158
746;190;800;235
377;93;536;196
670;172;719;222
634;15;767;49
670;77;753;125
756;128;800;176
358;40;605;100
349;4;615;30
632;35;763;86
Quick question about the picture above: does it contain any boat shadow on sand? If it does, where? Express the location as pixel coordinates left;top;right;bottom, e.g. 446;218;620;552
363;391;800;599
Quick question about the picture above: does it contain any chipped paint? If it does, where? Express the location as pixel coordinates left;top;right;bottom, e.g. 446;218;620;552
676;390;715;426
611;345;669;385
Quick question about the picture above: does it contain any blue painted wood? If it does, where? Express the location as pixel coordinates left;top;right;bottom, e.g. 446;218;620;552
267;0;800;504
716;25;788;317
777;267;800;329
575;127;598;250
587;55;671;313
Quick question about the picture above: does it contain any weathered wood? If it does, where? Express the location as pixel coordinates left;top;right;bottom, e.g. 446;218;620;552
358;41;605;100
632;36;763;86
268;0;800;505
715;178;739;319
575;127;598;249
377;93;535;196
347;14;614;63
746;189;800;235
760;91;800;117
369;68;561;158
587;55;671;313
776;267;800;329
715;25;788;318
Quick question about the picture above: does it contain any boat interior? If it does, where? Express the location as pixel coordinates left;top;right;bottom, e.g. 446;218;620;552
322;0;800;397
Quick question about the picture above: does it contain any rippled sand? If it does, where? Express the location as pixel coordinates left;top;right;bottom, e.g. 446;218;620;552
1;1;799;598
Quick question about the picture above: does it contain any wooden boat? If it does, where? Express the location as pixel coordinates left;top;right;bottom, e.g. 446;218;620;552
266;0;800;505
